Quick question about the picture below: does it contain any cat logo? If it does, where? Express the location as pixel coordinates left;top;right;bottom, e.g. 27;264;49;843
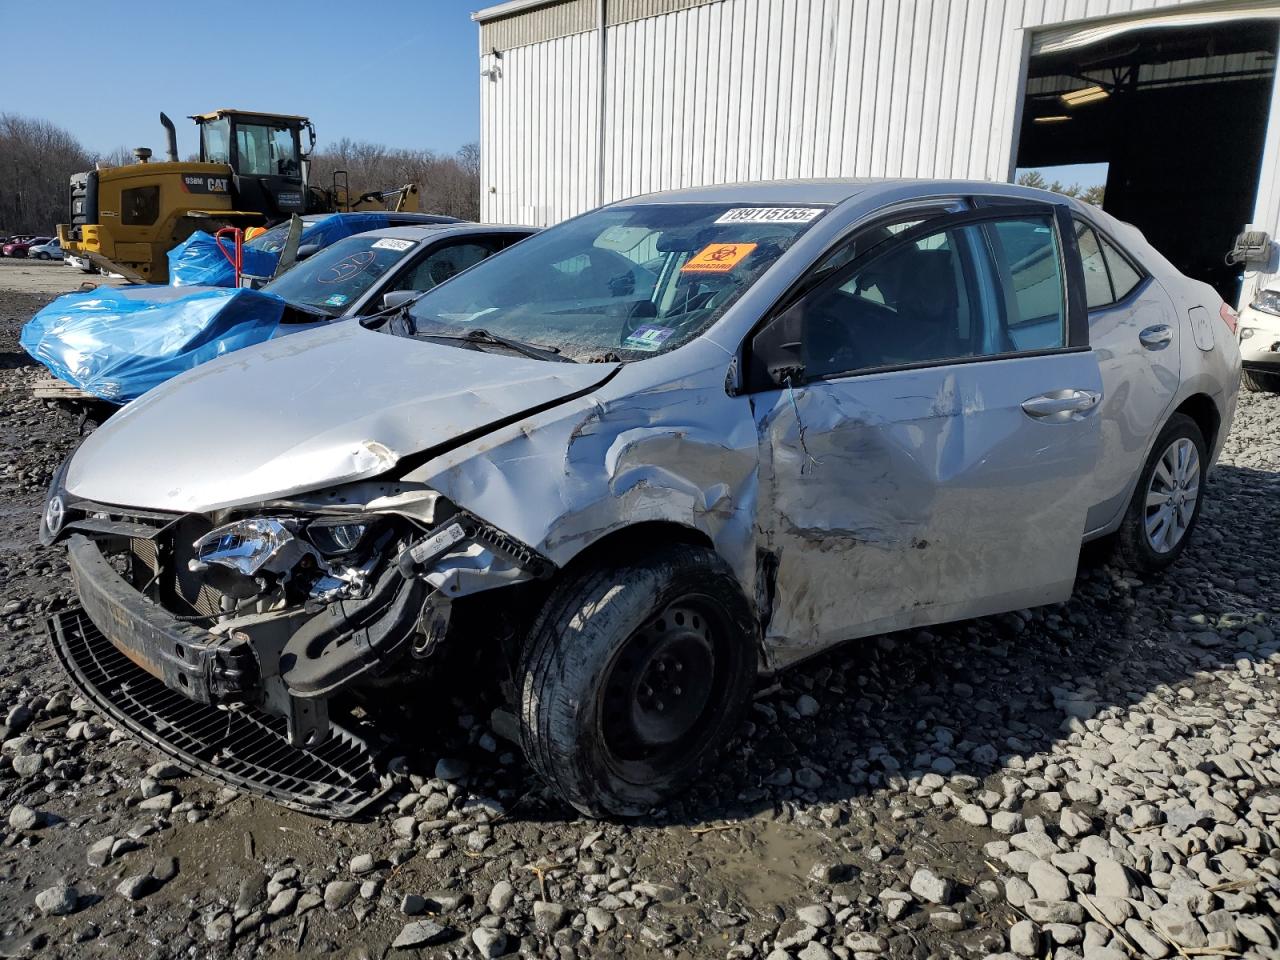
181;175;229;194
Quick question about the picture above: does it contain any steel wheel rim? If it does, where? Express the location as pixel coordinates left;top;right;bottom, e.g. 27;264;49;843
1144;437;1200;554
600;598;725;778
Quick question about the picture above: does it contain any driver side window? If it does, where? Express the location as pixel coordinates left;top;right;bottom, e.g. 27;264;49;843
750;211;1065;386
394;242;498;293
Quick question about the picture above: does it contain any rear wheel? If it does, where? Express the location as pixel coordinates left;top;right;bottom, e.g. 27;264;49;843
1116;413;1206;574
518;543;756;817
35;252;50;260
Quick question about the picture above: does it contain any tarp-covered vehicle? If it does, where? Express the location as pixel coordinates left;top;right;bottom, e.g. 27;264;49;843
41;180;1240;818
22;224;535;404
167;211;463;287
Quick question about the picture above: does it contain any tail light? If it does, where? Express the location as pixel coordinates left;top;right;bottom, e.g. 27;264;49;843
1219;303;1238;335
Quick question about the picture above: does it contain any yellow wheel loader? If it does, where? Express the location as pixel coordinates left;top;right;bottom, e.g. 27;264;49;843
58;110;420;284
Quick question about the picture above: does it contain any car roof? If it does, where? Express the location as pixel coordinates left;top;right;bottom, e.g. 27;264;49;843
295;212;465;225
352;224;539;242
613;177;1058;207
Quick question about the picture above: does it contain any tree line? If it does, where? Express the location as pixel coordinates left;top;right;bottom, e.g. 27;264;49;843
0;112;480;235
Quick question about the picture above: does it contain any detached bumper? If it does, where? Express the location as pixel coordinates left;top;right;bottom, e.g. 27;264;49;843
65;534;256;704
53;535;394;818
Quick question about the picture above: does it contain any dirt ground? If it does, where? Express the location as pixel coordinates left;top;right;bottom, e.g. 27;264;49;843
0;260;1276;960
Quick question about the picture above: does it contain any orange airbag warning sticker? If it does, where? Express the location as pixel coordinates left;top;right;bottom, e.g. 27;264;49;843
682;242;757;273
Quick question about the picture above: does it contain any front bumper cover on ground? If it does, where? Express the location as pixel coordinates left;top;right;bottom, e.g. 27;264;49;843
47;606;392;818
55;533;394;817
65;534;257;704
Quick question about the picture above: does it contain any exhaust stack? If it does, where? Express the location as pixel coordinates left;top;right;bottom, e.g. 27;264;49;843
159;112;178;163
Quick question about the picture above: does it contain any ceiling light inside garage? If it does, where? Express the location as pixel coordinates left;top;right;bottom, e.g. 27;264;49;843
1060;84;1110;107
1034;115;1072;123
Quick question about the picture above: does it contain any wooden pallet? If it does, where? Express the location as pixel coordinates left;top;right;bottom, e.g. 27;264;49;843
30;377;96;402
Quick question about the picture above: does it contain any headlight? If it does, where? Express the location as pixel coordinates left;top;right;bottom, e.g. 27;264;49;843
192;518;306;576
305;518;371;556
1249;289;1280;317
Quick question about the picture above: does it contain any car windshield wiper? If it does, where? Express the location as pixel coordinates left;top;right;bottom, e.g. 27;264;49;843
416;328;575;363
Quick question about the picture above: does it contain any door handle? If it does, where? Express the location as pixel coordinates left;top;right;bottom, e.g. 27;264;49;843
1139;324;1174;349
1021;389;1102;421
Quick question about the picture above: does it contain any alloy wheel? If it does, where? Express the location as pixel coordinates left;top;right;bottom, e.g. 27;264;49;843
1144;437;1200;553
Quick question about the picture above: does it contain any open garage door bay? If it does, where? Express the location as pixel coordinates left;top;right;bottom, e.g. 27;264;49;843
1017;9;1280;306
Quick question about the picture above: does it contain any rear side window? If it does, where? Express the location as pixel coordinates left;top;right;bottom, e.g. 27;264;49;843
1074;219;1145;308
1074;223;1113;309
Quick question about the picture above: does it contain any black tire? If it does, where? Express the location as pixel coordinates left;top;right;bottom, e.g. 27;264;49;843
36;252;50;260
1116;413;1207;574
518;543;757;817
1242;368;1280;393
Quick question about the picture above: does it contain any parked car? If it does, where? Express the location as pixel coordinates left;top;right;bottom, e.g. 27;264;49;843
41;179;1240;819
23;224;536;404
3;236;50;257
168;211;464;287
1236;278;1280;391
27;238;63;260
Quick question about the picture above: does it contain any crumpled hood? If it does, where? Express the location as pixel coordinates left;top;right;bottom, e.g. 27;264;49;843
65;322;617;513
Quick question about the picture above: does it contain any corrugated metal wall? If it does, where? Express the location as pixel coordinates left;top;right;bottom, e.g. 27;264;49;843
478;0;1280;271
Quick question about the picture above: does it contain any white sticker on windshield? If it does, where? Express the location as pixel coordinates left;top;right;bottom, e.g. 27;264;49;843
372;238;415;252
714;207;825;225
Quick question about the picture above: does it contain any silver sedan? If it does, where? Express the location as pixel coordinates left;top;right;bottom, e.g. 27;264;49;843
43;179;1241;818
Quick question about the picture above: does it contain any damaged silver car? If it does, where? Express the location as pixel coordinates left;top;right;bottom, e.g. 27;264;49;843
42;180;1241;818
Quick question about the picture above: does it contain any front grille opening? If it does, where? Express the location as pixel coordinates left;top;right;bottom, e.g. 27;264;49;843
48;607;392;818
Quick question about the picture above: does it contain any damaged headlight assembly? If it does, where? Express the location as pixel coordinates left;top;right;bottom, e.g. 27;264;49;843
190;515;384;605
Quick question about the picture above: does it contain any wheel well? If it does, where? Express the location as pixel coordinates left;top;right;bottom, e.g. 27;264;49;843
1173;393;1221;452
561;522;716;578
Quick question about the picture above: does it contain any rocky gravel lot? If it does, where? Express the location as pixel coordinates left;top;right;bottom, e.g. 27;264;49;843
0;263;1277;959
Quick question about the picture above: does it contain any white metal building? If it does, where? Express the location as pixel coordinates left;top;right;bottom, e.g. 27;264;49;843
473;0;1280;305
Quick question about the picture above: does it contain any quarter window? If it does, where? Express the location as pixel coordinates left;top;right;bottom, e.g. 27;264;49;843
1074;219;1145;308
1100;235;1143;301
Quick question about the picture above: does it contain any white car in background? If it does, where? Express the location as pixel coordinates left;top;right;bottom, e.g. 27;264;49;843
27;238;64;260
1237;279;1280;391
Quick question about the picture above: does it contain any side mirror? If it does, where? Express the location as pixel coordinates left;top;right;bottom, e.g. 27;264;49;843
296;243;320;261
747;305;806;391
381;289;418;311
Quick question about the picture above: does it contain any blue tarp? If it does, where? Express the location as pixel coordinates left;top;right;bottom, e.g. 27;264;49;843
21;285;291;403
168;213;393;287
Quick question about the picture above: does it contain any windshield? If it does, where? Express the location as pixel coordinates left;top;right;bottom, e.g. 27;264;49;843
261;234;417;316
404;202;825;361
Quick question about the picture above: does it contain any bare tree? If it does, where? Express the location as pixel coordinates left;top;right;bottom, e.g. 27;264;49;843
0;114;92;235
1016;170;1105;207
308;141;481;221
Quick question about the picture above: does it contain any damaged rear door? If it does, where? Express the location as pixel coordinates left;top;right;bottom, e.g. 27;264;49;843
747;203;1102;666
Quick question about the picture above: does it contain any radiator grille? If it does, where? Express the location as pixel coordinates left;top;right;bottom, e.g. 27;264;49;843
48;607;391;819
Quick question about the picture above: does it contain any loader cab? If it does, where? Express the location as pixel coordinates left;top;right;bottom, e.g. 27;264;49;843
193;109;315;219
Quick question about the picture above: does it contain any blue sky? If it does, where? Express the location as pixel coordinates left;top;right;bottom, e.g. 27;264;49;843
0;0;484;157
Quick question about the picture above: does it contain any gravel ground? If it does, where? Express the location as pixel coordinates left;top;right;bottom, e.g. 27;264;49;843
0;263;1277;959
